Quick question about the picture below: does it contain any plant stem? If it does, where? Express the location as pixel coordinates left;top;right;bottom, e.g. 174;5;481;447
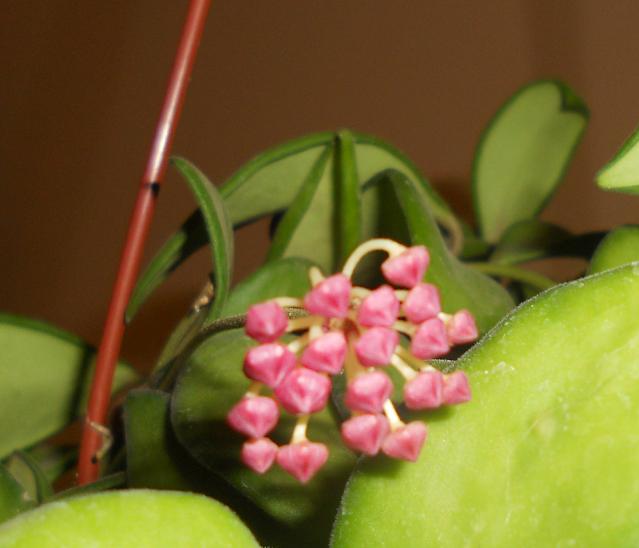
77;0;212;485
469;262;556;290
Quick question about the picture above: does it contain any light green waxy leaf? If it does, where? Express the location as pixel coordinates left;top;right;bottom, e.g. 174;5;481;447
0;465;33;524
363;170;514;334
171;330;355;548
267;146;334;264
588;225;639;274
333;264;639;546
0;491;258;547
473;80;588;243
132;131;460;310
597;127;639;194
4;452;52;504
127;157;233;324
0;314;139;458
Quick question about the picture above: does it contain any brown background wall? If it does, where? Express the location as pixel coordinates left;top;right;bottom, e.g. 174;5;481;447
2;0;639;370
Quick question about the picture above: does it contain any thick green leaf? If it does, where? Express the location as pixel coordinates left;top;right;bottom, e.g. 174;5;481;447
335;130;362;263
588;226;639;274
223;257;314;317
171;330;355;548
126;157;234;324
363;170;514;334
473;80;588;242
491;220;571;264
0;314;139;458
0;491;258;547
597;127;639;194
267;146;333;264
132;132;460;313
124;389;291;546
333;264;639;546
3;452;52;504
492;219;604;265
0;465;33;524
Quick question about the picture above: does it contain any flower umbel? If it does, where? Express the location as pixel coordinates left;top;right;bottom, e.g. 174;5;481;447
227;238;478;483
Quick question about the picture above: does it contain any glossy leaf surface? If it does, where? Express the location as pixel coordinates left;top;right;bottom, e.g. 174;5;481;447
473;80;588;242
588;225;639;274
0;314;139;458
0;491;258;547
333;264;639;546
171;330;355;547
597;127;639;194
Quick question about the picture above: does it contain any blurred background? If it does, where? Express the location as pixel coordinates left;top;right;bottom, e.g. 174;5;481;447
2;0;639;370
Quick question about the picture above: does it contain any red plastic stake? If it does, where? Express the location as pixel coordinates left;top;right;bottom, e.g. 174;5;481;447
77;0;212;485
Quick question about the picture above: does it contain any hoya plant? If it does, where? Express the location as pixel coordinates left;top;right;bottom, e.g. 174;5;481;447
3;68;639;546
5;1;639;541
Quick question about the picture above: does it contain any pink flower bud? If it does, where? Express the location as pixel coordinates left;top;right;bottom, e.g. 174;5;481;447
227;396;279;439
381;246;430;288
301;331;347;375
344;371;392;414
274;368;332;415
355;327;399;367
244;343;296;388
403;283;441;324
304;274;352;318
245;301;288;342
241;438;278;474
357;285;400;327
403;369;444;410
382;421;428;462
341;414;390;455
410;318;450;359
443;371;472;405
447;309;478;345
277;441;329;483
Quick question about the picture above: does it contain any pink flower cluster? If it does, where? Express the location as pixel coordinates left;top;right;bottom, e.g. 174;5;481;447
227;239;477;483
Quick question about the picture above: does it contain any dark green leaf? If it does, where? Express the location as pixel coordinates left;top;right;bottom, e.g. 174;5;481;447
126;157;234;324
3;451;53;503
491;220;571;264
0;491;259;546
0;314;139;458
124;389;291;546
597;127;639;194
492;220;604;265
333;264;639;546
473;80;588;242
335;130;362;263
364;170;514;334
588;225;639;274
131;132;461;312
171;330;355;548
0;465;33;524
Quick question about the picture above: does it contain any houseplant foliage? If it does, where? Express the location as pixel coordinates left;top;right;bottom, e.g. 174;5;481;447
2;79;639;545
